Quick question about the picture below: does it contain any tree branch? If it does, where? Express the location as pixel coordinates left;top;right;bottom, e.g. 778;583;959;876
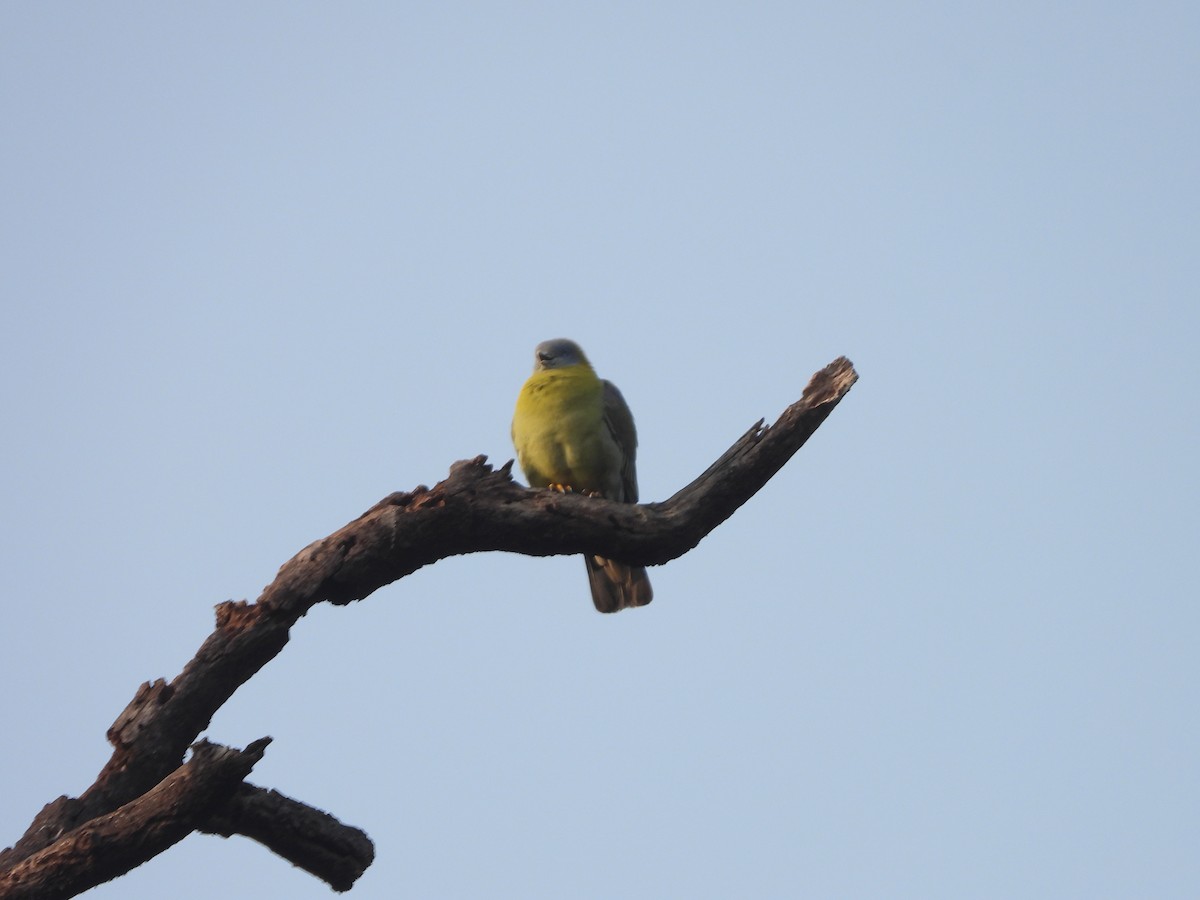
199;784;374;893
0;356;857;896
0;739;269;900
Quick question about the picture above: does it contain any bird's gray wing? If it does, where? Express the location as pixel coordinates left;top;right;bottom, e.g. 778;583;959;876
594;379;653;612
601;379;639;503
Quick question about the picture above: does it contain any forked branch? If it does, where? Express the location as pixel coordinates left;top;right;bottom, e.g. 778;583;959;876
0;356;857;897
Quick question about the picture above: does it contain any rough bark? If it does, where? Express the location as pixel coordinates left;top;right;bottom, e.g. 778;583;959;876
0;740;269;900
0;356;857;897
199;784;374;892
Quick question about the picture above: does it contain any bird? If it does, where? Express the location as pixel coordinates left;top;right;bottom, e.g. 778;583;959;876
512;338;653;613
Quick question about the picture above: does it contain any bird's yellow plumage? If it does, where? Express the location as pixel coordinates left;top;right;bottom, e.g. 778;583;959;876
513;364;613;495
512;339;652;613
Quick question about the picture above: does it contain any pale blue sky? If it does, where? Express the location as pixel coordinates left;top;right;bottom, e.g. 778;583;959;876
2;4;1197;898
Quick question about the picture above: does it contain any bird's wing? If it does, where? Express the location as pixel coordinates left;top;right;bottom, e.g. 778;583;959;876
601;379;639;503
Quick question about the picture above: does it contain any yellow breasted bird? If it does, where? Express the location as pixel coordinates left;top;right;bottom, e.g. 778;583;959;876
512;338;653;613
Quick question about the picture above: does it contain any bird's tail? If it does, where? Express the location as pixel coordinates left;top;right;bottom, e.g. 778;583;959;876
585;555;653;613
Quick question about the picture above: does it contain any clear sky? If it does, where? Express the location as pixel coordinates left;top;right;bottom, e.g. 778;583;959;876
2;4;1197;898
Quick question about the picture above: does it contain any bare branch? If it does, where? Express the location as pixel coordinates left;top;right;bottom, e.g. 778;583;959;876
0;739;269;900
0;356;857;895
200;785;374;893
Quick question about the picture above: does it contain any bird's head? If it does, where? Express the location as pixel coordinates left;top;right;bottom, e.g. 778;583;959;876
533;338;591;371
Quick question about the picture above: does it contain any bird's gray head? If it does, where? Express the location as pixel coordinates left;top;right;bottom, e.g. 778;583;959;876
533;338;590;371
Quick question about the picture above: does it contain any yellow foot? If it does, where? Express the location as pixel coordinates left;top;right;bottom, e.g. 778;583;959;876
547;484;607;498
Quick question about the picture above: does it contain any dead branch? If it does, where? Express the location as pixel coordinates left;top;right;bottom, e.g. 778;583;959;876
0;356;857;896
0;739;269;900
199;784;374;892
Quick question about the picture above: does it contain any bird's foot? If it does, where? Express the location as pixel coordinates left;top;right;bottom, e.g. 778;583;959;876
546;485;607;499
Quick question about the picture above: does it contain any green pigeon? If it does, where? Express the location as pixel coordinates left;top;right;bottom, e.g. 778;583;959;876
512;338;653;613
